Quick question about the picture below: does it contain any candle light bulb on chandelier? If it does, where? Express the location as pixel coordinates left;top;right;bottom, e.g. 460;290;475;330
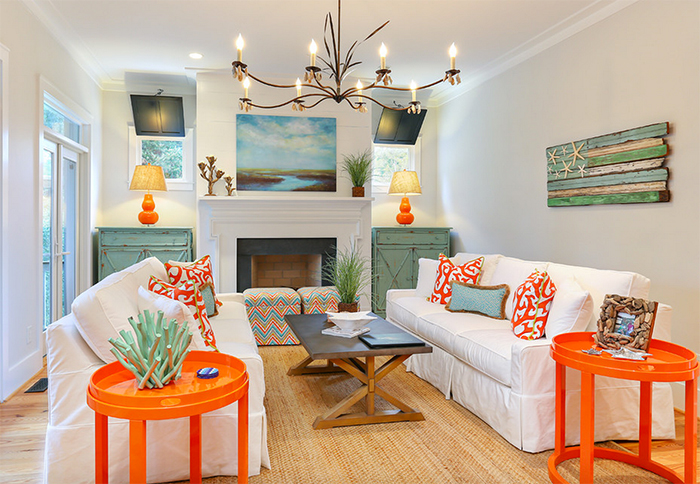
379;43;387;69
410;81;417;102
243;77;250;98
236;34;244;62
356;80;363;96
449;43;457;69
309;39;317;66
296;78;302;97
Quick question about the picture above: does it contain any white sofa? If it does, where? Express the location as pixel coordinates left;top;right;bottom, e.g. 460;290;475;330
386;252;675;453
44;257;270;484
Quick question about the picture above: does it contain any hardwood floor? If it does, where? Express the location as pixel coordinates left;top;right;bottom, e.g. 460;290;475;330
0;366;47;484
0;366;696;483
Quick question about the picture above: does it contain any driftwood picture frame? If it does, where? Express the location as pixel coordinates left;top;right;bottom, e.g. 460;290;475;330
594;294;657;352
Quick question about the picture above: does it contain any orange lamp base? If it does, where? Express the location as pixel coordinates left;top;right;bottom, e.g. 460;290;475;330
396;196;415;225
138;193;159;225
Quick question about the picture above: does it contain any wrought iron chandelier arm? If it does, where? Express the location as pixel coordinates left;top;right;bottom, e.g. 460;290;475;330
358;96;412;112
248;71;336;98
246;93;332;110
370;78;446;93
308;74;336;96
301;97;335;109
246;72;297;89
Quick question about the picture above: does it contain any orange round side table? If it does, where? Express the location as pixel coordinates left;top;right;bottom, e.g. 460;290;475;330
87;350;249;484
549;332;698;484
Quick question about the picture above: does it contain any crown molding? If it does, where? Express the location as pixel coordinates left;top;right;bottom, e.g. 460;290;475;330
21;0;112;88
431;0;640;106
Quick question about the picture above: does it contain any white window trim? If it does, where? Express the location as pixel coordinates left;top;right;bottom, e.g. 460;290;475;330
371;137;422;193
0;43;8;401
128;126;194;191
39;77;94;365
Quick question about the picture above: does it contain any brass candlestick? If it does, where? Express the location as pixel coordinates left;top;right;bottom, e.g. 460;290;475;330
224;176;235;196
198;156;224;196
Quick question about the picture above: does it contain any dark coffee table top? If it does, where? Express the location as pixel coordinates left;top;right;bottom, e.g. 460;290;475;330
284;313;433;360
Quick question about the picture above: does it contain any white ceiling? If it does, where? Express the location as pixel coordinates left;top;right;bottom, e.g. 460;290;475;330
24;0;636;101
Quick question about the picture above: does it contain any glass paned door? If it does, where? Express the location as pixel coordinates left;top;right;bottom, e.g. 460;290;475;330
42;139;78;329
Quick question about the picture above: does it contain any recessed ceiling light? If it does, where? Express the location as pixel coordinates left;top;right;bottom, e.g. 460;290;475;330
189;53;203;60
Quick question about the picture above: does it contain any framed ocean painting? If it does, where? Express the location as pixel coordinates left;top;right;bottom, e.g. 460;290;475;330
236;114;337;191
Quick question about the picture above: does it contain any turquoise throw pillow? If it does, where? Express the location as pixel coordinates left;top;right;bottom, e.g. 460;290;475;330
446;281;510;320
199;284;217;317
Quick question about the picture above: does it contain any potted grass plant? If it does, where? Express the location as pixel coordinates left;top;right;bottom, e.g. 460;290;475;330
341;150;373;197
322;245;370;312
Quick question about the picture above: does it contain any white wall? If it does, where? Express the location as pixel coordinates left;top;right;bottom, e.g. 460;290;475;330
0;0;102;399
436;1;700;404
98;91;196;229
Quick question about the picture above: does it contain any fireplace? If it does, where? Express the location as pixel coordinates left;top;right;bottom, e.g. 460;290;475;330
197;196;372;307
237;238;336;291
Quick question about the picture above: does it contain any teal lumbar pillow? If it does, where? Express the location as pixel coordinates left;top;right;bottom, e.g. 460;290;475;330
445;281;510;320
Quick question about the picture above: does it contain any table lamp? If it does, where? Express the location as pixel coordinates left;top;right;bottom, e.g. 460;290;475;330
388;170;421;225
129;163;167;225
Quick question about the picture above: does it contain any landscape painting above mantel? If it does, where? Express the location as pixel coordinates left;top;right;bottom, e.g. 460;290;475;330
236;114;337;192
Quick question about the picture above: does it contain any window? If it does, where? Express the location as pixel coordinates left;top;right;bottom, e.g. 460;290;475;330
372;140;421;192
129;127;193;190
43;102;81;143
42;92;89;330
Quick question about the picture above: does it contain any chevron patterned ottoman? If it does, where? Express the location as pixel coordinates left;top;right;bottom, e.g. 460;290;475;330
243;288;301;345
297;286;341;314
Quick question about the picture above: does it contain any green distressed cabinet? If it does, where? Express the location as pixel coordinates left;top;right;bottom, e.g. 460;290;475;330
97;227;193;281
372;226;450;317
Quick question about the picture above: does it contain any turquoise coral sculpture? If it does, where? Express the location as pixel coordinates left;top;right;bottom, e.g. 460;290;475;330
108;310;192;390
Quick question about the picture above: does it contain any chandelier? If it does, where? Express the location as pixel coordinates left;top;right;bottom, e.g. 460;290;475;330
232;0;460;115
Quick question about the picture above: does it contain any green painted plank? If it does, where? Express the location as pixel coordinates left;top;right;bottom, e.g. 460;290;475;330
547;191;669;207
586;144;667;168
586;122;669;149
547;168;668;191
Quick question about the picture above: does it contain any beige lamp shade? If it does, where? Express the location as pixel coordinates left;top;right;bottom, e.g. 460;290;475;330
129;164;168;192
388;170;422;196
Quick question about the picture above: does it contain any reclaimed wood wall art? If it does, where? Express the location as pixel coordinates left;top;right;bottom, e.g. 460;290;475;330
546;122;670;207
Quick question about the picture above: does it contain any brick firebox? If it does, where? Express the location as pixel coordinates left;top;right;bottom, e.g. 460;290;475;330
251;254;322;288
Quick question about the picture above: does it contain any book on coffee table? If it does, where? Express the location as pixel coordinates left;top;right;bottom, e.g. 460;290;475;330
321;326;371;339
359;332;426;349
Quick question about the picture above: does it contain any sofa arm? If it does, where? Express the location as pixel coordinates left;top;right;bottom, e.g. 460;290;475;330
510;338;556;396
386;289;417;303
218;292;246;305
46;314;105;427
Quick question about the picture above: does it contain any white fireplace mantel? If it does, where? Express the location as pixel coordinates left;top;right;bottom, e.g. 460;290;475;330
197;196;373;303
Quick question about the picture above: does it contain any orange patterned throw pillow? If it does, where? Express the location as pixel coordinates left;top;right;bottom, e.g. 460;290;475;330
430;254;484;305
511;269;557;340
148;276;218;351
165;255;222;317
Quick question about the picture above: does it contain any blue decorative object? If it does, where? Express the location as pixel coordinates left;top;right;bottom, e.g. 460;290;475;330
446;282;510;320
196;367;219;379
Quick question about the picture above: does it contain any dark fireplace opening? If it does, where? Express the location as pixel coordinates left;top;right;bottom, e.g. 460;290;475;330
237;238;336;291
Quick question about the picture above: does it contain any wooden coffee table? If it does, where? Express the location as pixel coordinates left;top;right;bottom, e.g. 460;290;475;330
284;313;432;429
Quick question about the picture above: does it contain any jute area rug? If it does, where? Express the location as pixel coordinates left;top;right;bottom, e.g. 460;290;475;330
188;345;666;484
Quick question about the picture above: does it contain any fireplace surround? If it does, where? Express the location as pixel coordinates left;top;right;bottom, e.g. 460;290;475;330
197;196;373;307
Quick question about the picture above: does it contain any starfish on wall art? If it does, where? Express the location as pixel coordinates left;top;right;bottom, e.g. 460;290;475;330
560;159;574;178
569;141;585;163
